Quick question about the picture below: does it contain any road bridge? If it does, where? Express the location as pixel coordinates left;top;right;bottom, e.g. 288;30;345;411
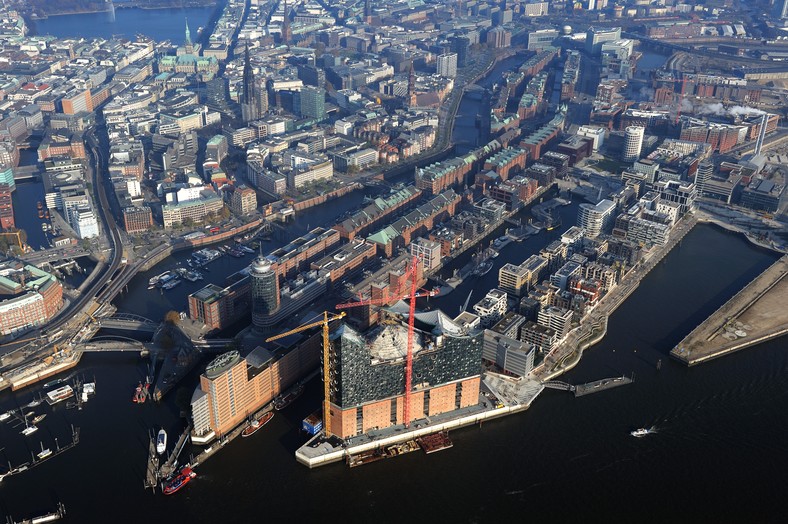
21;246;93;265
79;338;146;353
97;315;158;334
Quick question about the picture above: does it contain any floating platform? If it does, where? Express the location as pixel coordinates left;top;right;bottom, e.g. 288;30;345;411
416;431;453;454
573;375;633;397
671;255;788;366
346;440;420;468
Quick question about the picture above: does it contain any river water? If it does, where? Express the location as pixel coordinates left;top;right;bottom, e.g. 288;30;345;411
32;6;215;43
0;219;783;522
1;20;786;521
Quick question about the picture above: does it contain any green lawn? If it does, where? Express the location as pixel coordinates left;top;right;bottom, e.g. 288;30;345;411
589;157;626;174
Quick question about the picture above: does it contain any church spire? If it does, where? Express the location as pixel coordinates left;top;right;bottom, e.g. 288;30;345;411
282;0;291;45
185;17;192;46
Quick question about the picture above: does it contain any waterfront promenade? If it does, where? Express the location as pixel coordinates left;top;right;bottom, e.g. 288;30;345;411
531;212;700;382
671;255;788;366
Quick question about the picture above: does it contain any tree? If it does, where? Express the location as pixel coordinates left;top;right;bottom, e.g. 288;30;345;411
182;217;194;227
220;206;231;219
164;310;180;325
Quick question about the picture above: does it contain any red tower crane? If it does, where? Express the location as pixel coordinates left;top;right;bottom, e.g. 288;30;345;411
334;256;437;428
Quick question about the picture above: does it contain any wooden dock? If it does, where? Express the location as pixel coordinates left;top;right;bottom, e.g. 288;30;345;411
1;426;80;481
143;435;159;493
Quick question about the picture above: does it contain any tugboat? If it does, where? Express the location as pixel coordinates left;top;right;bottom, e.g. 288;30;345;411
241;412;274;437
163;466;196;495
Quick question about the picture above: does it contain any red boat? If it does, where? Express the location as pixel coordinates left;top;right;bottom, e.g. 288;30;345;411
141;381;151;403
241;412;274;437
163;466;196;495
132;383;142;403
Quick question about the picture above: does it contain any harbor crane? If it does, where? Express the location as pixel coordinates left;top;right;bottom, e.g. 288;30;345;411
334;256;428;428
265;311;346;437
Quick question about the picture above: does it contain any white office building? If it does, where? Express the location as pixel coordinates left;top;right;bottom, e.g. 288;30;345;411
586;26;621;56
577;199;615;238
411;237;442;271
576;126;606;152
622;126;645;162
437;53;458;78
70;205;99;239
473;289;508;328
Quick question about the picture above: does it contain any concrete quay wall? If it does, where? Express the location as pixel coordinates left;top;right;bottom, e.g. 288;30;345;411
671;255;788;366
296;401;533;469
291;183;362;212
533;213;698;381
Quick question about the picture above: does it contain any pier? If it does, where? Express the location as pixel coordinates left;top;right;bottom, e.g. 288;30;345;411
143;435;159;493
1;426;80;482
542;375;634;397
143;424;191;493
4;503;66;524
573;375;633;397
671;255;788;366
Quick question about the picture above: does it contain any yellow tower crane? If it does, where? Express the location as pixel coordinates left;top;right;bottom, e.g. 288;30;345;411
265;311;346;438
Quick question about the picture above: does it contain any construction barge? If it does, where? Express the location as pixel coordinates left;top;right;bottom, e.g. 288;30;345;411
346;432;453;467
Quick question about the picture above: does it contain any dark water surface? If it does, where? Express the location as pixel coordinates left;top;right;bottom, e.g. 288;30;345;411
0;221;784;523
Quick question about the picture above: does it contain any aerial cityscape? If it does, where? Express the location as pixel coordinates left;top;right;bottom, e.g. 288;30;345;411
0;0;786;521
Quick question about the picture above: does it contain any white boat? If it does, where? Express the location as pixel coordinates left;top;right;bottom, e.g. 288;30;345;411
162;278;181;290
21;425;38;436
0;412;10;421
26;397;43;408
630;428;651;437
83;382;96;395
157;429;167;455
46;385;74;405
37;444;52;460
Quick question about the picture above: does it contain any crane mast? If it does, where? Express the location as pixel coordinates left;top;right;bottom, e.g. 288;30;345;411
265;311;345;437
332;256;425;428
